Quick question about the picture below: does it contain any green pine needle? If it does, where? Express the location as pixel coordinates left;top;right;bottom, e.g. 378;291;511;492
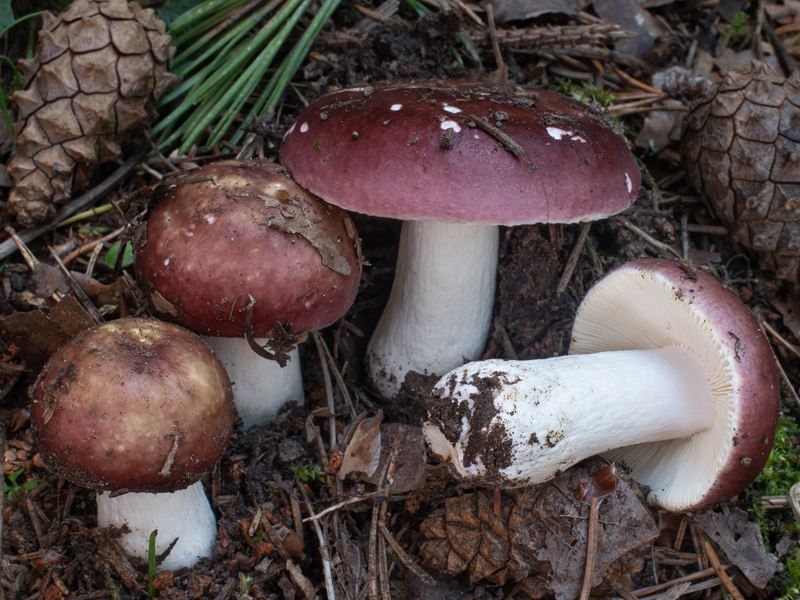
155;0;343;153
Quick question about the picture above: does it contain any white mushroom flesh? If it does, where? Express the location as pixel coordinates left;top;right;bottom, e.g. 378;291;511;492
570;268;738;510
367;220;499;398
96;481;217;571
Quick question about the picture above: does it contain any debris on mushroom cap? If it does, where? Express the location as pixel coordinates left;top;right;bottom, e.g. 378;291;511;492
280;80;641;225
133;159;362;337
30;317;235;494
570;258;779;510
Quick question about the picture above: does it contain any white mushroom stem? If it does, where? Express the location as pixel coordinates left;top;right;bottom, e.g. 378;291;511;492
423;345;715;486
96;481;217;571
367;220;499;399
202;337;304;429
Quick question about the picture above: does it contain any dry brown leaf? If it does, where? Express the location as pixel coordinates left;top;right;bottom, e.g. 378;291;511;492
0;295;95;371
482;0;589;23
691;507;779;588
365;423;427;493
339;410;383;480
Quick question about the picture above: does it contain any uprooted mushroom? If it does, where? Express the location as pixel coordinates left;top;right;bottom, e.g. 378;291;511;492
422;258;779;512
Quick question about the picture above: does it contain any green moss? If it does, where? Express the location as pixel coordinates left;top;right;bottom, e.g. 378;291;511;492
755;415;800;497
750;413;800;597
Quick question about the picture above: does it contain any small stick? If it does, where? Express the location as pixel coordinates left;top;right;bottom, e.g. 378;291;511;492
673;518;688;551
62;226;125;265
3;226;38;270
379;522;436;585
627;566;728;597
761;320;800;361
486;4;507;81
680;213;689;261
578;497;602;600
49;248;104;325
614;66;661;94
311;331;337;451
297;482;336;600
368;503;380;600
450;0;482;24
615;217;683;260
609;103;686;117
378;524;391;600
557;222;591;295
701;535;745;600
303;496;368;522
314;330;357;418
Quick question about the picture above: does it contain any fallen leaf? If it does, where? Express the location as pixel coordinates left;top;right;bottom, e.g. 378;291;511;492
691;507;779;588
365;423;427;493
339;410;383;479
0;296;95;372
286;559;316;600
482;0;590;23
593;0;665;58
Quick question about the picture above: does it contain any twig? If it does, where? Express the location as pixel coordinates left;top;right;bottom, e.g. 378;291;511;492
626;566;729;597
378;522;391;600
673;518;687;551
49;248;104;325
615;217;683;260
578;497;602;600
302;496;368;522
313;329;357;418
0;147;147;262
761;319;800;361
378;522;436;585
700;535;745;600
759;319;800;414
62;226;125;265
557;222;591;295
3;227;39;270
311;331;337;450
368;503;380;600
297;481;336;600
486;4;507;82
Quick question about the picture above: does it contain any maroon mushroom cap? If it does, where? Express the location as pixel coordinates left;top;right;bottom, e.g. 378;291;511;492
570;258;779;510
133;159;361;337
31;317;235;493
280;81;640;224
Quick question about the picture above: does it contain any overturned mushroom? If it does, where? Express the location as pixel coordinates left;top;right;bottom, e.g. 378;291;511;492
422;259;779;512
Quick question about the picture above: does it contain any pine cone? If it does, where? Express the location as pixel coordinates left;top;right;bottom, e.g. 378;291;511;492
418;464;659;599
6;0;178;227
682;64;800;281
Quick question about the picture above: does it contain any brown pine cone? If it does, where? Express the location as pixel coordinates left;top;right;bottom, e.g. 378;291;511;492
682;63;800;281
418;464;659;599
6;0;178;227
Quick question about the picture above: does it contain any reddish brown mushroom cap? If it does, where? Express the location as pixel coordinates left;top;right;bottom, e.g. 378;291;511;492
280;81;640;224
133;159;361;337
570;258;779;510
31;318;235;493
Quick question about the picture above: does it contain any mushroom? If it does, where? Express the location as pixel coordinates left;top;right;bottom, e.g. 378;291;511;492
280;80;640;399
421;258;779;512
133;159;361;428
30;317;236;570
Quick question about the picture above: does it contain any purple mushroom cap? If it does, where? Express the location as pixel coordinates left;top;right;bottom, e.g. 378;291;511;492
570;258;779;510
280;81;640;224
